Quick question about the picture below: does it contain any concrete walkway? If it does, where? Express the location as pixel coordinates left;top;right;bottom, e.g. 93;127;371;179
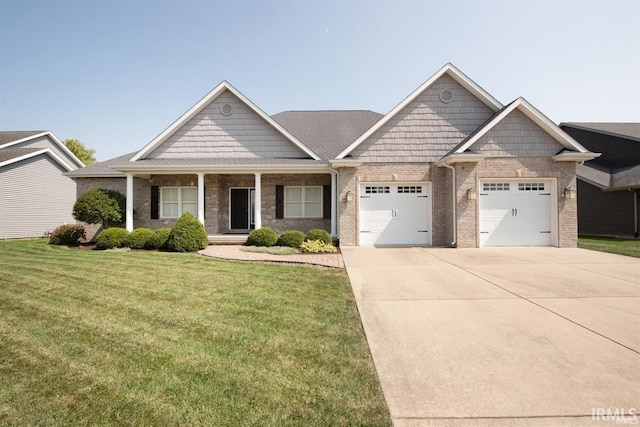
342;246;640;426
199;245;344;268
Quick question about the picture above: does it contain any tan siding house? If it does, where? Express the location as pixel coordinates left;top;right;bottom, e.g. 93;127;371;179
67;64;599;247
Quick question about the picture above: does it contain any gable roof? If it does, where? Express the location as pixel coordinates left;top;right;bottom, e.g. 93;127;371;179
0;130;85;168
131;81;321;161
335;63;504;159
0;147;76;171
449;97;591;155
65;152;134;177
561;123;640;142
272;110;383;160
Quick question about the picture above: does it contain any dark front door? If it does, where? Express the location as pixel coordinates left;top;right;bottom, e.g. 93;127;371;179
230;188;255;230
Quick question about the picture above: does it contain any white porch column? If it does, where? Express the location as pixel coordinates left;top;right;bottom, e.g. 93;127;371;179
254;173;262;229
197;173;205;225
125;173;134;232
330;172;337;237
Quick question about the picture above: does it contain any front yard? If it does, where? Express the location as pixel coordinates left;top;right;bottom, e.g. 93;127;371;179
578;235;640;258
0;240;390;426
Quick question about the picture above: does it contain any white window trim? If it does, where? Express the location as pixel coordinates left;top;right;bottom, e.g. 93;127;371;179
160;186;197;219
284;186;323;218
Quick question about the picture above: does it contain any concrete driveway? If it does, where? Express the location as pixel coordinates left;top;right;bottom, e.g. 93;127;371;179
341;247;640;426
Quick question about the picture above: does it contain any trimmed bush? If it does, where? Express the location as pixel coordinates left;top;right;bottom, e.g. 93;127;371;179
126;228;155;249
49;224;86;245
145;228;171;250
300;239;337;254
95;228;129;250
276;230;305;248
245;227;278;247
305;229;332;245
166;212;208;252
73;188;126;228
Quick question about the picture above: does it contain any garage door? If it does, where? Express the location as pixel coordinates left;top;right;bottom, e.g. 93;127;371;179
479;181;553;247
359;183;431;245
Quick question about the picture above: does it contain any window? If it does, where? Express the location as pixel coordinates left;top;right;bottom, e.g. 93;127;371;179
483;183;510;191
161;187;197;218
518;182;545;191
285;186;322;218
365;186;390;194
398;186;422;194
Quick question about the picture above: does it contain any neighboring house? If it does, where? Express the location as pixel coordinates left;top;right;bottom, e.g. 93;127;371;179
0;131;85;238
560;123;640;237
66;63;599;247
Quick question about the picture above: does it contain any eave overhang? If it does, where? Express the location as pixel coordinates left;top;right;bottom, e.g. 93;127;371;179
436;153;487;167
552;152;601;162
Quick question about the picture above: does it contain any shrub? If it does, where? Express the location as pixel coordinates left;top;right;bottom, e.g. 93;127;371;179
166;212;208;252
49;224;86;245
126;228;155;249
276;230;305;248
245;227;278;247
95;228;129;250
145;228;171;250
73;188;126;228
300;239;338;254
305;229;332;245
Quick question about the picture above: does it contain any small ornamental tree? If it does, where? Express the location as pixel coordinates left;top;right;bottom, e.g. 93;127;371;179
166;212;208;252
73;188;126;228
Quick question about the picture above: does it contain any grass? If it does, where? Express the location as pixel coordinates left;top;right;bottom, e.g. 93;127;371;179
240;246;299;255
578;235;640;258
0;239;390;426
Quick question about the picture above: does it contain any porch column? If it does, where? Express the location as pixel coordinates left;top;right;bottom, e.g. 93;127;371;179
254;173;262;229
197;172;205;225
330;172;337;237
125;173;134;232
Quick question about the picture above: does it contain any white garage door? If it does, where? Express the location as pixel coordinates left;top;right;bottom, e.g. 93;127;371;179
359;183;431;245
479;181;553;247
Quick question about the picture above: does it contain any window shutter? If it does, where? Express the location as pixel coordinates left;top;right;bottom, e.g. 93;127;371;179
203;185;206;219
323;185;331;219
276;185;284;219
151;186;159;219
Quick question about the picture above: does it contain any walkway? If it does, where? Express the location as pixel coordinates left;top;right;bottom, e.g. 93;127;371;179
199;245;344;268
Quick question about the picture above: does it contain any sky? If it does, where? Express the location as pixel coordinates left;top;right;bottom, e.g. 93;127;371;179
1;0;638;161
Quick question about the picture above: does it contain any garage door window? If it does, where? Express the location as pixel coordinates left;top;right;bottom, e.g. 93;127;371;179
365;186;390;194
518;182;545;191
397;186;422;194
285;186;322;218
483;183;510;191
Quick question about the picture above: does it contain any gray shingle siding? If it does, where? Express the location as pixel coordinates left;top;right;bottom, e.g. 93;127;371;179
0;155;76;238
350;74;495;162
148;90;309;159
473;109;564;157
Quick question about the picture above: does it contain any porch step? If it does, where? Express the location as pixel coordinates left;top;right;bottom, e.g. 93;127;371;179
207;234;248;245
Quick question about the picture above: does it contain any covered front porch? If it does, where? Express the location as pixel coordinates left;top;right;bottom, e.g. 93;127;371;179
120;166;338;238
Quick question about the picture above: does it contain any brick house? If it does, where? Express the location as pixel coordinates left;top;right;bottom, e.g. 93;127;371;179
66;63;599;247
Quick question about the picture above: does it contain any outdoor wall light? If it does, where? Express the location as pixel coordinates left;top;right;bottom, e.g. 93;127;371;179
346;191;354;202
564;187;576;199
466;188;477;200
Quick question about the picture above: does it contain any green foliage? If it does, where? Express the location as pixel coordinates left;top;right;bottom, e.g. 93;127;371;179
95;228;129;250
166;212;208;252
145;228;171;250
125;228;155;249
305;229;332;245
73;188;126;228
245;227;278;247
64;138;97;166
48;224;86;245
276;230;305;248
300;239;338;254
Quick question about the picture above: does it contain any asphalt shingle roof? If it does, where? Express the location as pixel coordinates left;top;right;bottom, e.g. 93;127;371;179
562;123;640;142
0;131;46;146
0;147;42;163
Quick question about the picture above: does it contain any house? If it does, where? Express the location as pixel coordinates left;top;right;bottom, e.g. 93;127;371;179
66;63;599;247
560;123;640;237
0;131;85;238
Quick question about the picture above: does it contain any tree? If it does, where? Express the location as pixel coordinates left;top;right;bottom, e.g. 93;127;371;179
64;139;97;166
73;188;126;228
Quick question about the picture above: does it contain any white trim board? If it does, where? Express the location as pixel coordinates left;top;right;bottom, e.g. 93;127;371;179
0;131;85;168
0;148;75;172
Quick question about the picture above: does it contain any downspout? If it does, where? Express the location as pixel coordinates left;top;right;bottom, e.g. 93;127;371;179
442;163;457;247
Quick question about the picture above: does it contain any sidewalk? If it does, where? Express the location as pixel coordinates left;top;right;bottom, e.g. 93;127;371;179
199;245;344;268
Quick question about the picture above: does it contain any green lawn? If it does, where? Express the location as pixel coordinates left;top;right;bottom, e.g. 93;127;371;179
0;240;390;426
578;235;640;258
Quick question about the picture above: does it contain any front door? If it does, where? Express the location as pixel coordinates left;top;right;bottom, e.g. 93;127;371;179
230;188;255;230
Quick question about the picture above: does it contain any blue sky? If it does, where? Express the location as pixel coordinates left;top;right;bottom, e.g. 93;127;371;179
1;0;638;161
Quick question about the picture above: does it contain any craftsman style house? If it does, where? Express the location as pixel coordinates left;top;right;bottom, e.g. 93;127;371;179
67;64;599;247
